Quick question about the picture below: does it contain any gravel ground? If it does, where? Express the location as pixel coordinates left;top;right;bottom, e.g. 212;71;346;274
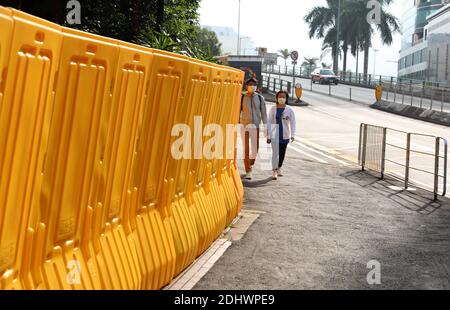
194;151;450;290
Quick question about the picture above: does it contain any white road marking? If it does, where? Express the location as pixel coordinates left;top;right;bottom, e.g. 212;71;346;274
294;141;351;166
289;145;328;164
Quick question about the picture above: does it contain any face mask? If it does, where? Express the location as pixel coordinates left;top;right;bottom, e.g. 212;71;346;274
277;97;286;105
248;85;257;93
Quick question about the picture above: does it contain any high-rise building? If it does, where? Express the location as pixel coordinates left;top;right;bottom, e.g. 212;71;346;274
398;0;447;81
203;26;257;56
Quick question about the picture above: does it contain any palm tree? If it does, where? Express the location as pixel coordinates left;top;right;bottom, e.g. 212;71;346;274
302;57;319;76
278;49;290;68
305;0;399;78
304;0;340;72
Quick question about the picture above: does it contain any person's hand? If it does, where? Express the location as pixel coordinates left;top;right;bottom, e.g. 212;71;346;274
291;137;295;143
267;139;272;144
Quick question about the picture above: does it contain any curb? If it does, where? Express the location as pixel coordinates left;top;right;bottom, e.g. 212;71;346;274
371;100;450;127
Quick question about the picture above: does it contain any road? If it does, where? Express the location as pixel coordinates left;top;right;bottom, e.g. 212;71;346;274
263;72;450;113
261;89;449;197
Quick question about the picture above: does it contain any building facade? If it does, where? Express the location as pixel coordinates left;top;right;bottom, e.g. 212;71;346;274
398;0;448;81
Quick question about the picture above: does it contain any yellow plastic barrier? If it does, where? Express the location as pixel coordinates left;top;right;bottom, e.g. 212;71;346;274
0;6;244;290
0;9;63;289
375;84;382;102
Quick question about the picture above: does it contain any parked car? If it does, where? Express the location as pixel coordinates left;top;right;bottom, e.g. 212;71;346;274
311;69;339;85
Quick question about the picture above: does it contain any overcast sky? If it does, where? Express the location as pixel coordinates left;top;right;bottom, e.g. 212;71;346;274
199;0;403;77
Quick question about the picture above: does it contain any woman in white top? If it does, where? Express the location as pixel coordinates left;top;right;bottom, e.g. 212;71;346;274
267;91;297;180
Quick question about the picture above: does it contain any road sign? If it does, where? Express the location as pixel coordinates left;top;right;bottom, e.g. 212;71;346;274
290;51;299;61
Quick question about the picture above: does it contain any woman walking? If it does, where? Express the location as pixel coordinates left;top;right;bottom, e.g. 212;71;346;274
267;91;296;180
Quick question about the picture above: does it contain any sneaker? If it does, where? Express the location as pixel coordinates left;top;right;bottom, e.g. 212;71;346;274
245;171;252;180
277;168;283;177
272;170;278;180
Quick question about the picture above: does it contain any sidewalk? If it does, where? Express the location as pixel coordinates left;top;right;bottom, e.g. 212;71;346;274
193;142;450;289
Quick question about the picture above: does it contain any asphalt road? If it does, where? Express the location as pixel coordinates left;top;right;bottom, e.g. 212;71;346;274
262;89;449;197
263;72;450;113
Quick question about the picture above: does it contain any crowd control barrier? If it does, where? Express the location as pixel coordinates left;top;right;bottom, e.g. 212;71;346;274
0;7;244;290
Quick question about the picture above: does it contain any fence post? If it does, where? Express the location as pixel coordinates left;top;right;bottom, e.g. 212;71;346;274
420;84;424;108
405;133;411;190
434;137;440;200
441;89;444;112
362;125;368;171
310;78;313;91
394;84;397;103
329;83;331;96
273;78;276;93
381;127;387;179
410;86;414;106
349;88;352;101
431;88;434;110
287;81;292;95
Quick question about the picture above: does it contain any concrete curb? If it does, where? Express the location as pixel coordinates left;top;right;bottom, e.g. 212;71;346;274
371;100;450;127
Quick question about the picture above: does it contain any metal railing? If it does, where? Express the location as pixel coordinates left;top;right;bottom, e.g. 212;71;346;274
358;123;448;200
264;64;450;90
262;70;450;113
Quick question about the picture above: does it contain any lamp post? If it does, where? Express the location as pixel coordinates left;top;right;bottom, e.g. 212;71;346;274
373;48;379;76
334;0;341;74
237;0;241;55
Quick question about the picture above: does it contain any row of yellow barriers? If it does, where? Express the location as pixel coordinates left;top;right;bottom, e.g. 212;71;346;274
0;7;244;289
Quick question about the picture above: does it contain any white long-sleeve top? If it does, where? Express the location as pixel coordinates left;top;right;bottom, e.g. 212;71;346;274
267;105;297;141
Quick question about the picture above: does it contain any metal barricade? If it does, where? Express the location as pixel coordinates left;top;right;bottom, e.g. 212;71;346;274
359;123;448;200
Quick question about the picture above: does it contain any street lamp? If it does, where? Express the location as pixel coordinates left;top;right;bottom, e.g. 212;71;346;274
373;48;379;76
237;0;241;55
334;0;341;74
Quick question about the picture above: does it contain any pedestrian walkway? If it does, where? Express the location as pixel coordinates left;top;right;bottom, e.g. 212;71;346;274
193;142;450;289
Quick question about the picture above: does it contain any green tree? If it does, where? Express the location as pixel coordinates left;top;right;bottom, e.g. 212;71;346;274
347;0;399;78
194;27;222;57
302;57;319;76
304;0;340;73
4;0;223;63
278;49;290;68
305;0;399;77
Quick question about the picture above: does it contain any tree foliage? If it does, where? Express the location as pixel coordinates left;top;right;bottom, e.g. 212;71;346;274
3;0;221;63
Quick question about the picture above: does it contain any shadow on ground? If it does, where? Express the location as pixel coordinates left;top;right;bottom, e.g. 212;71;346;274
341;170;449;215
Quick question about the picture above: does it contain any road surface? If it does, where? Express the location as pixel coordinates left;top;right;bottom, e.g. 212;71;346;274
263;72;450;113
260;89;449;197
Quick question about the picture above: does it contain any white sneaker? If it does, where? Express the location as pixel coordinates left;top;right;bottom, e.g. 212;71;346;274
272;170;278;180
245;171;252;180
277;168;283;177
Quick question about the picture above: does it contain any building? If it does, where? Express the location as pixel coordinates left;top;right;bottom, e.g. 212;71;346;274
424;4;450;82
203;26;257;56
398;0;448;80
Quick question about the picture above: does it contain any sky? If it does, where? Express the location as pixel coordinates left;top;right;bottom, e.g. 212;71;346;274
199;0;403;77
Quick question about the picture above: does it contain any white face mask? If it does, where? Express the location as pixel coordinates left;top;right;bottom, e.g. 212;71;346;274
277;97;286;105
